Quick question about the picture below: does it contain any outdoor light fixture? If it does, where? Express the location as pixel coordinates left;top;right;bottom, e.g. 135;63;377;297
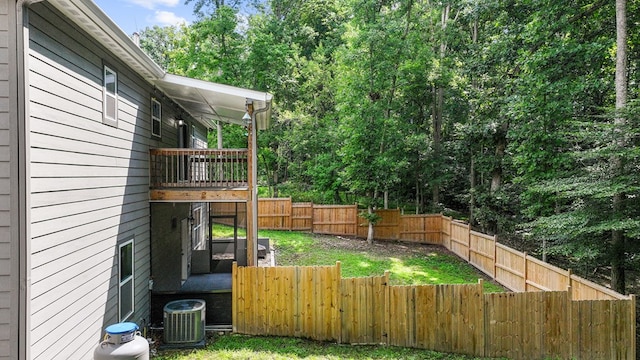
177;119;184;126
242;112;251;124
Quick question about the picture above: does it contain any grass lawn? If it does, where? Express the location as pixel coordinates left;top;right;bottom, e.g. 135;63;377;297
213;226;503;292
156;227;506;359
154;333;497;359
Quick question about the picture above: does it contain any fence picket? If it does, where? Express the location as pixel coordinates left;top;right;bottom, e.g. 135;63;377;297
233;263;633;359
227;199;634;359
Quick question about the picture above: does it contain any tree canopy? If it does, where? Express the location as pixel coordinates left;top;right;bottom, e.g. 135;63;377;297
139;0;640;294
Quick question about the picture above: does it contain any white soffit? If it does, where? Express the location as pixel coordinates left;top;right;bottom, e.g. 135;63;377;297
48;0;273;129
155;74;273;130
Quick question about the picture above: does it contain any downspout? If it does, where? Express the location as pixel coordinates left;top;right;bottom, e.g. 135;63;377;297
14;1;44;359
248;101;270;265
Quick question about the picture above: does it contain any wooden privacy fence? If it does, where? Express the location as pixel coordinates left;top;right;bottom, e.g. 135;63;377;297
232;262;636;359
253;198;630;301
441;217;629;301
226;198;635;357
256;198;442;243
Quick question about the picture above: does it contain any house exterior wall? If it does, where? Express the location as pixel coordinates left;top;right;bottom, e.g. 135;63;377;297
25;3;205;359
1;2;17;359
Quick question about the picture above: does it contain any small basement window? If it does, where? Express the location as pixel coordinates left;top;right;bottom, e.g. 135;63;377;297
119;239;134;321
151;98;162;138
103;65;118;127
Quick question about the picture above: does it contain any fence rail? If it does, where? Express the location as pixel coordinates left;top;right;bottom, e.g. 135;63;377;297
233;262;636;359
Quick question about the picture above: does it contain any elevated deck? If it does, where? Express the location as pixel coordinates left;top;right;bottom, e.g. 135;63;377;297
149;148;249;201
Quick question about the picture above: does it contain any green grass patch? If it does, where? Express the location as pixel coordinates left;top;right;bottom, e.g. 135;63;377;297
259;229;503;292
213;225;503;292
154;334;490;359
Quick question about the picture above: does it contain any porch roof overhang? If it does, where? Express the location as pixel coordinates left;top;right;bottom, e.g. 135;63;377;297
155;74;273;130
46;0;273;130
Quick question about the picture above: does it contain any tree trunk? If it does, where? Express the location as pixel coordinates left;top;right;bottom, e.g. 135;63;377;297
469;157;475;225
367;204;374;245
272;171;279;198
432;86;443;206
490;122;508;193
469;19;478;226
611;0;627;294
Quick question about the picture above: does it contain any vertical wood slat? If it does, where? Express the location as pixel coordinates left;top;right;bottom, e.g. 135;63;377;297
232;201;634;359
340;272;387;344
258;198;292;230
468;231;496;278
312;204;358;236
233;263;634;359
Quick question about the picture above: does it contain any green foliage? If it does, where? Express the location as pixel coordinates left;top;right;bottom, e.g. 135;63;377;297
358;210;381;225
140;0;640;292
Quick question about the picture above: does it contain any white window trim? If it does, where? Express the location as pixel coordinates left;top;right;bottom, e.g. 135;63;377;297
103;65;118;127
192;206;204;250
151;97;162;138
119;238;134;322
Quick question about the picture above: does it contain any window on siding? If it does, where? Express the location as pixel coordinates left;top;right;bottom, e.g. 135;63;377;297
119;239;134;321
151;98;162;138
103;65;118;126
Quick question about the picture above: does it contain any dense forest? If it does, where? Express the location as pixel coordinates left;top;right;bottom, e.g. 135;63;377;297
138;0;640;294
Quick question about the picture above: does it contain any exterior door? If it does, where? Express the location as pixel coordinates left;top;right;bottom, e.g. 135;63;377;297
181;218;190;284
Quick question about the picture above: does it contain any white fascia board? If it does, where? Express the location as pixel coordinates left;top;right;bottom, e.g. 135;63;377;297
48;0;165;80
161;73;273;103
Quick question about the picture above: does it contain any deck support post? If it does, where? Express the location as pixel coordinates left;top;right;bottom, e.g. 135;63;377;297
246;102;257;266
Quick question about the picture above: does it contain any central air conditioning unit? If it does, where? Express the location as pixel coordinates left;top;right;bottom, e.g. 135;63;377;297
163;299;206;345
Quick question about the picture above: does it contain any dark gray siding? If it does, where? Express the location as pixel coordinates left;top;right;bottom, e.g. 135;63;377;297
150;203;191;292
26;3;202;359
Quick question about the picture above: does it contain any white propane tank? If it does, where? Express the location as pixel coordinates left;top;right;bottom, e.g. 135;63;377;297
94;322;149;360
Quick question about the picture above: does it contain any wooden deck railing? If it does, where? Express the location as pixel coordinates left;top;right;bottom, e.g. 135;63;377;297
149;148;248;189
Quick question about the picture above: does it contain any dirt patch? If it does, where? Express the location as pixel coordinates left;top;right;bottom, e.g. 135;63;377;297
312;234;453;257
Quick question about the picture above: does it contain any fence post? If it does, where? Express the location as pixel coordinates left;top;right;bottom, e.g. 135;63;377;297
523;252;528;292
632;295;637;359
448;216;452;250
438;214;443;247
288;198;293;231
310;202;314;233
353;203;358;236
232;261;237;333
493;235;497;279
567;269;572;296
335;261;342;343
478;278;486;358
467;223;471;262
383;270;390;346
567;285;573;358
